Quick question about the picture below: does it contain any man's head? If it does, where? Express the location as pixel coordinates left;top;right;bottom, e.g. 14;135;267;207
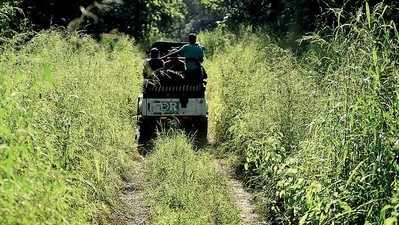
150;48;160;58
188;33;197;44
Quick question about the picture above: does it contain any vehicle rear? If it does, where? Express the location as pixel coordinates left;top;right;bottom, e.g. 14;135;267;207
136;42;208;153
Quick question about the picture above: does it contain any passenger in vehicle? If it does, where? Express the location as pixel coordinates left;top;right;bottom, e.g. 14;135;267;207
143;48;164;78
162;33;206;81
181;34;204;73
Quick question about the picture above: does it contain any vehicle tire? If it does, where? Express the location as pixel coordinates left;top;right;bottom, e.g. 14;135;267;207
137;117;157;155
193;117;208;147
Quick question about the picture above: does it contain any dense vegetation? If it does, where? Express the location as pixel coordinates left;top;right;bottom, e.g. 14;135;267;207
205;4;399;224
0;32;142;224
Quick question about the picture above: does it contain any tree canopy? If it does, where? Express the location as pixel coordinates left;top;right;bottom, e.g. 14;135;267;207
203;0;399;33
1;0;397;40
0;0;188;39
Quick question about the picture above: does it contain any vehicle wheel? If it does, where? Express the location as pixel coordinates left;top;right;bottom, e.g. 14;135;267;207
193;117;208;147
137;117;157;155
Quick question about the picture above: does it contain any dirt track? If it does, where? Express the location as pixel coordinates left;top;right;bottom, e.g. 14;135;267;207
110;159;149;225
217;160;266;225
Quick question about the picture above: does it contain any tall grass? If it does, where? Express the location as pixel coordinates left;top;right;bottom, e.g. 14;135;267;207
146;133;241;225
205;3;398;224
0;31;142;224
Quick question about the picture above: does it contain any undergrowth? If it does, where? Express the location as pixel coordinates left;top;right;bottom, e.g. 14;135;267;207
0;31;142;224
205;3;399;225
146;133;241;225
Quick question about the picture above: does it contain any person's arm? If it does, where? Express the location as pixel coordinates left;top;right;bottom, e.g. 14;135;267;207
161;47;183;60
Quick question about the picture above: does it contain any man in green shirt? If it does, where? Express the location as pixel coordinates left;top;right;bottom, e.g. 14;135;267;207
163;33;206;81
181;33;204;72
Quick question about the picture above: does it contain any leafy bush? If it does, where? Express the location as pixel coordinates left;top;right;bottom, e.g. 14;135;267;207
0;31;142;224
0;1;28;38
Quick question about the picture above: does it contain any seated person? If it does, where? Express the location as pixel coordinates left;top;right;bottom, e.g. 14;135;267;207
143;48;164;78
164;56;186;73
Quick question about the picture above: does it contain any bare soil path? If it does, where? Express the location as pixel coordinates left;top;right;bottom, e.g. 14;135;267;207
217;160;267;225
109;158;149;225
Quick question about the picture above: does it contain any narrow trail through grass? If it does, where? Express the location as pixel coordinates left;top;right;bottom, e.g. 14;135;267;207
216;160;265;225
128;133;265;225
110;159;149;225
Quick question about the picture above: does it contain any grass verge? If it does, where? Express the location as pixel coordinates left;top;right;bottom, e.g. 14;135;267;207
0;31;142;224
146;133;241;225
203;5;399;224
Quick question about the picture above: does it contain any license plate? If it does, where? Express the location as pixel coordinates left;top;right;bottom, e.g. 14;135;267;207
150;101;180;114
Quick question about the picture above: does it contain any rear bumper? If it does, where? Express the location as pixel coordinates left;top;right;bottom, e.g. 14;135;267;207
138;96;208;117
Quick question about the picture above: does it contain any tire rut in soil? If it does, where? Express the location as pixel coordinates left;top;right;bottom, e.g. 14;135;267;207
109;159;149;225
217;159;267;225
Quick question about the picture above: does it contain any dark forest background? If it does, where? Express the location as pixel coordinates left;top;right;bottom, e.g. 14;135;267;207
1;0;398;41
205;0;398;32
